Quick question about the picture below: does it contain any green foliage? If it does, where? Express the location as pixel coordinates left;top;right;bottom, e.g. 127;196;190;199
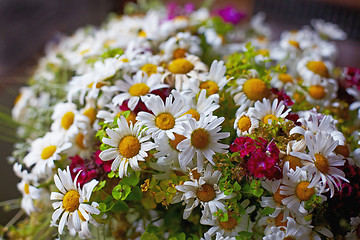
140;232;160;240
242;180;263;198
235;231;253;240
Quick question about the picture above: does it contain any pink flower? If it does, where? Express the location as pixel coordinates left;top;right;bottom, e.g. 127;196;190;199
213;6;246;25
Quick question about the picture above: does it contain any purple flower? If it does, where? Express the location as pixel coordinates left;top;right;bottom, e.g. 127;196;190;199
214;6;246;25
166;2;195;20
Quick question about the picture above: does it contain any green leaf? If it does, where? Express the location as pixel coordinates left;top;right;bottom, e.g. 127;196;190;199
109;200;129;212
112;184;131;200
235;231;253;240
261;207;275;215
175;233;186;240
126;186;142;201
233;182;241;192
107;171;116;178
94;180;106;192
121;172;140;186
140;232;159;240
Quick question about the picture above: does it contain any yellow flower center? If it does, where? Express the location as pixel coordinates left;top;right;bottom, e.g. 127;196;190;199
75;133;86;149
87;82;106;89
83;107;97;125
104;39;115;48
308;85;326;100
126;111;137;125
61;112;75;130
138;30;146;37
183;109;200;121
190;169;201;180
243;78;270;101
14;93;22;105
141;64;158;77
121;58;129;63
169;133;186;151
80;49;90;55
41;145;57;160
168;58;194;74
191;128;209;149
273;187;287;205
196;184;216;202
200;81;219;95
129;83;150;96
295;181;315;201
118;136;141;158
334;144;350;158
155;113;175;130
288;40;300;49
282;155;302;170
257;49;269;56
263;114;278;124
237;116;251;132
24;183;30;195
219;216;238;231
63;190;80;212
293;92;305;103
314;153;330;174
306;61;329;78
278;73;293;83
284;237;296;240
173;48;187;59
275;212;287;227
78;210;86;221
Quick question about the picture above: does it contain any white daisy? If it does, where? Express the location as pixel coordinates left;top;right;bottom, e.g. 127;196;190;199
270;73;295;90
153;132;186;168
179;89;219;121
290;112;345;145
233;77;271;114
311;19;347;40
23;132;71;177
66;127;95;159
173;164;234;219
13;163;42;215
162;54;208;91
297;57;333;84
291;131;348;197
347;87;360;119
303;77;338;108
112;70;168;110
248;98;291;124
233;111;259;136
345;216;360;240
50;167;100;235
280;166;326;215
99;116;156;178
200;199;255;238
263;217;312;240
260;178;287;220
177;114;230;171
136;90;190;140
51;102;89;139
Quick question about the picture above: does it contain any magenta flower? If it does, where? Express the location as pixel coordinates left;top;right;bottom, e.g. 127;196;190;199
166;2;195;20
343;67;360;90
230;137;282;180
213;6;246;25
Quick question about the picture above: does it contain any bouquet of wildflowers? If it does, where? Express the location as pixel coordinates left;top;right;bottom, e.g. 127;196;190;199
3;1;360;239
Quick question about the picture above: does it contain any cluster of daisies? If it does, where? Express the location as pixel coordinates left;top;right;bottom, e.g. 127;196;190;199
7;1;360;240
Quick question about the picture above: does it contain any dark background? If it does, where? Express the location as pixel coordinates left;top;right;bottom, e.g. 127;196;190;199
0;0;359;226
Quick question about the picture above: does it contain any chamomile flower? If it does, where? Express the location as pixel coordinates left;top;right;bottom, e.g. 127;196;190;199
201;232;236;240
291;131;348;197
51;102;89;139
290;112;345;145
14;163;42;215
260;179;288;219
177;114;230;171
233;111;259;136
345;216;360;240
188;60;230;97
153;133;186;168
311;19;347;40
112;70;168;110
347;87;360;119
200;200;255;238
248;98;291;124
162;54;208;91
180;89;219;121
173;164;234;219
99;116;156;178
270;73;295;90
263;217;312;240
23;132;71;177
136;90;190;140
66;127;95;159
297;57;333;83
280;167;326;215
303;78;338;108
233;77;271;114
11;87;36;121
50;167;100;235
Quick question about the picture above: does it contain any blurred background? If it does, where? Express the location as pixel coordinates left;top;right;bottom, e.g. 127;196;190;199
0;0;359;226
